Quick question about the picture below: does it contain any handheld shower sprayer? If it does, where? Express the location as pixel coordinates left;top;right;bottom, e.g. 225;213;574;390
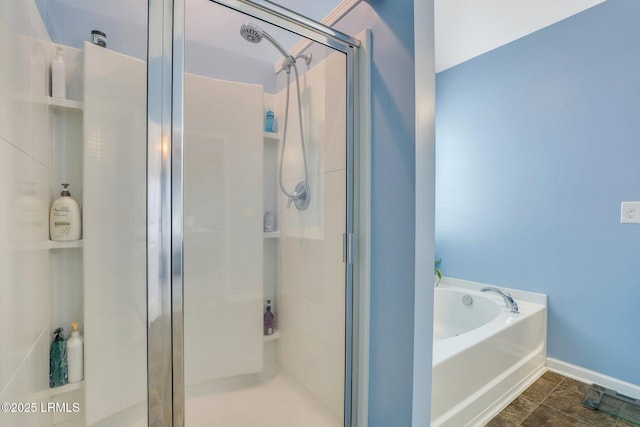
239;23;311;210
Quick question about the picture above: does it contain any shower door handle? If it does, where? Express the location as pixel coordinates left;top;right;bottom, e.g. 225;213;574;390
343;232;353;265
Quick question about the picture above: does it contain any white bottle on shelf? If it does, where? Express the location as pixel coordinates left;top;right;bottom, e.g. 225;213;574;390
51;46;66;99
264;211;275;232
66;322;83;383
49;183;81;241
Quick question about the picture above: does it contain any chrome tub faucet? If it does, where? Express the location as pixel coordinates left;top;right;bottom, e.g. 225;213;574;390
481;287;519;313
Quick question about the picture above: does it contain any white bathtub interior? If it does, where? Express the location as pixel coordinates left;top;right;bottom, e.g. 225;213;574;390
433;287;501;340
432;277;547;427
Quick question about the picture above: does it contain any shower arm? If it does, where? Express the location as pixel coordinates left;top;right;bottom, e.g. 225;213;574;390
262;32;295;69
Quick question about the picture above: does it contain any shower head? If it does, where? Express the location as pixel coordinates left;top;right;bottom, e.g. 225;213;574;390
240;23;263;43
239;23;294;66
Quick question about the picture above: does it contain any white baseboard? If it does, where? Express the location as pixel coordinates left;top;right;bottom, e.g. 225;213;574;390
547;358;640;399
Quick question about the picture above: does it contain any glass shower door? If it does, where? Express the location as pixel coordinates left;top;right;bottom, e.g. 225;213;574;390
181;2;352;426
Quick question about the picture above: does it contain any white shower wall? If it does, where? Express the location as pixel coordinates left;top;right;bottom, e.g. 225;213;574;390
0;2;56;426
184;74;264;386
276;51;347;419
82;45;267;424
83;42;148;426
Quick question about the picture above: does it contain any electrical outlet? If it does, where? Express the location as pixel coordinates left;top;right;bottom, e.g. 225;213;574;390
621;202;640;224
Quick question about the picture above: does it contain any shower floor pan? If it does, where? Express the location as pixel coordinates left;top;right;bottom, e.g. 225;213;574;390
122;373;341;427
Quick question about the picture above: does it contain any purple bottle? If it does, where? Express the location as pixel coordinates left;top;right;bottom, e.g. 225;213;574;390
264;300;275;336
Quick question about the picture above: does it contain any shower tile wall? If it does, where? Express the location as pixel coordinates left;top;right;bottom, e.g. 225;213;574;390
0;1;53;426
277;50;347;419
83;43;148;425
183;73;264;386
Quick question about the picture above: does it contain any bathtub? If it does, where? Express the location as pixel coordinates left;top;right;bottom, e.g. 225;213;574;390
431;278;547;427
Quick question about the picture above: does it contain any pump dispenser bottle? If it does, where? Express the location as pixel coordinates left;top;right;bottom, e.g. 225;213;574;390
51;47;66;99
66;322;83;383
49;183;81;241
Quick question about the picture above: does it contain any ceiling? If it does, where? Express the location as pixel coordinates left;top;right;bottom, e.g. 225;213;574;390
185;0;309;60
434;0;606;72
36;0;607;72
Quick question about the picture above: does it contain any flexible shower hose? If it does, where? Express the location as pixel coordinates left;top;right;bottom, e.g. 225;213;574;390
278;61;309;204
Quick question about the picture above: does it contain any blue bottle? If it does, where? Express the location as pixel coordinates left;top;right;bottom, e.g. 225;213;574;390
265;108;275;133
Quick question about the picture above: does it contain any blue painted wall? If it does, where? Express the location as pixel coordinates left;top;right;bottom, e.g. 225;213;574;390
436;0;640;385
337;1;417;425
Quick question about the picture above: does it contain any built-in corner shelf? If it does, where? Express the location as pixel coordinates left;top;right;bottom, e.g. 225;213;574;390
48;380;84;397
263;231;280;239
263;330;281;342
47;97;84;112
263;132;280;143
48;240;83;250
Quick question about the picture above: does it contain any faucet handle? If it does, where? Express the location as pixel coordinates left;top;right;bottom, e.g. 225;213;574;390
286;181;310;210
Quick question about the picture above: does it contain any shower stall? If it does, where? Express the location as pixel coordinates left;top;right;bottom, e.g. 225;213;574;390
0;0;360;426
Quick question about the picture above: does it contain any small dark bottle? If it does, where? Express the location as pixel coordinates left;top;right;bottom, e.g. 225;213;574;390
264;300;276;336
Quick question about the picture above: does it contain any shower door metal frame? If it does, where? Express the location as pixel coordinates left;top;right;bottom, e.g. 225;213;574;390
148;0;186;425
148;0;361;425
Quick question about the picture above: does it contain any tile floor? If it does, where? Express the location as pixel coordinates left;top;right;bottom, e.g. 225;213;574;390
487;371;637;426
